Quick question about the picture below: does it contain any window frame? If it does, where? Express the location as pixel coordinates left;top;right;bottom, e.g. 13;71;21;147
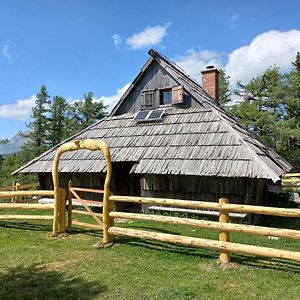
159;87;173;106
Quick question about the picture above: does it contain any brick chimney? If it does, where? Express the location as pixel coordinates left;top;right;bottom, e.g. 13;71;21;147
201;66;219;101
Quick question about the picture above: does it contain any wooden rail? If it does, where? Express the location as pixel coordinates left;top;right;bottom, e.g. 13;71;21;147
0;215;53;220
0;189;59;232
110;211;300;240
0;190;54;199
109;195;300;217
70;187;105;194
109;227;300;263
106;195;300;265
0;182;40;202
0;203;54;209
282;173;300;191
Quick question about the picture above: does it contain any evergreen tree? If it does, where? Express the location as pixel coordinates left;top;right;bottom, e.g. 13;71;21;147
48;96;68;147
218;69;232;106
72;92;107;131
292;51;300;72
26;85;50;157
280;54;300;168
231;67;285;148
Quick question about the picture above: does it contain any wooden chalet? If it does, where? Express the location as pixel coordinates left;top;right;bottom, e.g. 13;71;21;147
14;49;291;208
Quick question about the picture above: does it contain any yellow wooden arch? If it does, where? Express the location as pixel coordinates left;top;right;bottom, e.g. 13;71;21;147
51;139;112;243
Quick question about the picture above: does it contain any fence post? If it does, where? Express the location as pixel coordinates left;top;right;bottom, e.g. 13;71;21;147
67;181;72;231
219;198;230;265
15;183;21;203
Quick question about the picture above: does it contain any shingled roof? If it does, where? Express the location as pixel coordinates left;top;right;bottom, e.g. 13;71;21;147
14;50;291;182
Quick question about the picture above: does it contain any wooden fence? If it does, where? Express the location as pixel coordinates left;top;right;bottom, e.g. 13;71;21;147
282;173;300;192
2;139;300;267
103;195;300;264
0;182;39;202
0;189;66;234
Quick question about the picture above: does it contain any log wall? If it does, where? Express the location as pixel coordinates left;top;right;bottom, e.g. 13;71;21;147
140;174;264;205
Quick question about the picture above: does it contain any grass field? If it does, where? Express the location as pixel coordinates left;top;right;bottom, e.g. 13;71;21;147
1;211;300;299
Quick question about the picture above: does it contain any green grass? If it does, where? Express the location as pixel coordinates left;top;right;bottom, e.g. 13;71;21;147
1;211;300;299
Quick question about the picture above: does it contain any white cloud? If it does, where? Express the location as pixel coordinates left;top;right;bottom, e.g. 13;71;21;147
112;34;121;48
0;95;36;120
126;23;171;49
225;30;300;85
94;82;131;112
2;44;11;59
175;48;223;82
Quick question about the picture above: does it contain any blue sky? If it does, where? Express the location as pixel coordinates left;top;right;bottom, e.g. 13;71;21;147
0;0;300;139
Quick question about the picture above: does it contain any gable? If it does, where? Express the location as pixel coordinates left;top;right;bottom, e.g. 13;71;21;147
112;60;204;116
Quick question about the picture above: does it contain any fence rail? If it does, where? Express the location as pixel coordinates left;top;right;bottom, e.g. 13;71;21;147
109;195;300;217
282;173;300;191
106;195;300;264
0;189;62;231
0;182;40;202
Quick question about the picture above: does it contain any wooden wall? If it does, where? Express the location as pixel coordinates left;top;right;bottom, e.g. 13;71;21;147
140;174;265;206
115;61;201;115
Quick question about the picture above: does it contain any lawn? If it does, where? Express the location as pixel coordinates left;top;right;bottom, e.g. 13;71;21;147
1;211;300;300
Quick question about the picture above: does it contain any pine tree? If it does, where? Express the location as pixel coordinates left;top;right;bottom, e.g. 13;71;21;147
231;67;285;149
26;85;50;157
218;69;232;106
72;92;107;131
292;52;300;72
280;53;300;168
48;96;68;147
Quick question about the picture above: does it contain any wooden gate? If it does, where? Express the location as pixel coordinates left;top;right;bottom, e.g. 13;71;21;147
67;181;105;230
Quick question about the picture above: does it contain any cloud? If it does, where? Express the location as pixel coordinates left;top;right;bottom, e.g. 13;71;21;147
229;14;239;29
94;82;131;112
127;23;171;49
225;30;300;85
0;96;36;120
175;48;223;82
112;34;121;48
175;30;300;87
2;44;11;59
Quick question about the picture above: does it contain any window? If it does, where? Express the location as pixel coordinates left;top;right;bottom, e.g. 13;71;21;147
160;88;172;105
141;90;155;109
159;86;184;106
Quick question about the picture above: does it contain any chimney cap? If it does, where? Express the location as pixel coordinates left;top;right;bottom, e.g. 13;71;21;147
201;66;219;74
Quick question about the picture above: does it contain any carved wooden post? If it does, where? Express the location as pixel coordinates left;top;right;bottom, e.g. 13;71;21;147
219;198;230;265
67;180;73;231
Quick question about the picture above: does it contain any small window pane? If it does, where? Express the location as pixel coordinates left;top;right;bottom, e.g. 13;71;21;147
160;88;172;105
163;90;172;104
